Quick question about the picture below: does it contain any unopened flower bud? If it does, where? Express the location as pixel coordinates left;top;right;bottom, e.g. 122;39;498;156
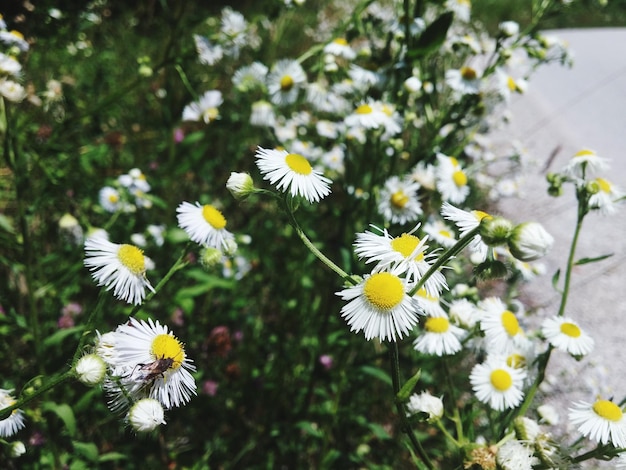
226;172;255;200
128;398;165;432
10;441;25;457
479;216;513;246
508;222;554;261
200;247;223;269
474;260;509;280
406;391;444;421
75;353;106;386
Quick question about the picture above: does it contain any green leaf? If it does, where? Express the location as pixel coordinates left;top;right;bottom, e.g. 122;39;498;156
397;369;421;403
98;452;128;463
43;326;83;349
359;365;392;386
42;402;76;437
296;421;324;438
575;253;613;265
0;214;15;234
551;269;561;291
72;441;99;462
407;12;454;59
367;422;392;440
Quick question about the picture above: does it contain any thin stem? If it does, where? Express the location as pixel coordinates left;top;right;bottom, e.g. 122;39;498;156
557;204;585;317
409;226;481;296
71;290;108;364
0;371;74;420
443;358;464;445
389;343;434;469
129;244;191;317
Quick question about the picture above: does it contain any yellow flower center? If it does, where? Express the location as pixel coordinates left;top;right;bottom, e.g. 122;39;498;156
280;75;294;91
453;170;467;187
390;233;424;260
560;322;581;338
461;66;477;80
202;204;227;229
391;190;409;208
203;107;219;122
472;210;492;221
574;149;595;158
593;400;623;422
117;245;146;275
355;104;373;115
10;30;24;40
425;317;449;333
108;193;119;203
285;153;312;175
596;177;612;193
506;353;526;369
416;287;438;301
449;156;459;167
501;310;520;337
438;229;453;239
490;369;512;391
507;76;517;91
151;334;185;370
363;272;404;311
333;38;348;46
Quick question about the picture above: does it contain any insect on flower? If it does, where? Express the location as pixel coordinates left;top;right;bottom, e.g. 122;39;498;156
133;357;174;383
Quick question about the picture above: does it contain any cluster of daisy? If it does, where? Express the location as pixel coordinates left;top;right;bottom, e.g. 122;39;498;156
0;15;28;103
74;317;196;432
98;168;153;213
547;148;623;215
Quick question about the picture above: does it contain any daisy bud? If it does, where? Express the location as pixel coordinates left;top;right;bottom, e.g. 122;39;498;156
508;222;554;261
199;247;223;269
10;441;25;458
499;21;519;37
128;398;166;433
226;172;255;200
537;404;560;425
479;216;513;246
406;391;444;421
474;260;508;280
74;353;106;386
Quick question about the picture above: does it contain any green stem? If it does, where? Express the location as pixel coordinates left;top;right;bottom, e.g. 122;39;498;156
409;226;481;296
0;371;74;420
557;202;586;317
71;290;108;364
129;244;190;317
389;343;434;470
443;358;464;445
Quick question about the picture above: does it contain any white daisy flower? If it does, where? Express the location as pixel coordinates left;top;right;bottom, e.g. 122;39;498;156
414;314;465;356
0;389;25;438
255;146;332;203
537;404;560;425
0;52;21;77
541;316;594;357
589;177;624;215
84;237;155;305
99;186;121;212
323;38;356;60
113;317;197;409
347;65;380;90
569;398;626;448
441;202;492;261
176;201;235;250
446;0;471;22
267;59;306;106
193;34;223;66
470;357;526;411
496;440;539;470
353;225;446;297
445;65;481;95
182;90;223;124
436;154;470;204
0;30;29;52
232;62;268;92
508;222;554;262
423;218;457;248
478;297;527;355
344;100;401;139
414;288;447;317
250;100;275;127
321;145;345;175
0;78;26;102
378;176;422;225
448;298;479;329
336;271;423;342
410;161;436;191
128;398;166;432
563;148;609;177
